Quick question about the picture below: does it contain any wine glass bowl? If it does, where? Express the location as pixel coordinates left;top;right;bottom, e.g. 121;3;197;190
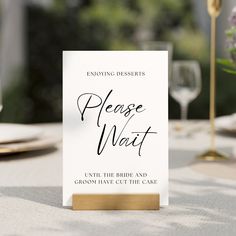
170;60;202;120
140;41;173;80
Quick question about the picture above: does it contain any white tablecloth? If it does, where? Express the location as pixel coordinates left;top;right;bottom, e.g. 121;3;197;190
0;122;236;236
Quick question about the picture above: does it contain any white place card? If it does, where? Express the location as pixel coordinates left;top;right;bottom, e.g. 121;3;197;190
63;51;168;206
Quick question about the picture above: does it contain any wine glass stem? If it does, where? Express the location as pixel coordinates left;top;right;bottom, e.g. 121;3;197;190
181;103;188;120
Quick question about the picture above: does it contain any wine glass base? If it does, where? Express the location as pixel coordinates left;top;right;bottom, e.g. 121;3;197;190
197;150;230;161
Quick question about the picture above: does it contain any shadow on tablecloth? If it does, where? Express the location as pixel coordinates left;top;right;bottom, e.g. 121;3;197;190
1;149;236;235
170;148;236;180
0;186;62;208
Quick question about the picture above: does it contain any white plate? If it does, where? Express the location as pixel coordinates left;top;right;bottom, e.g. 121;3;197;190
0;136;61;155
216;114;236;134
0;123;42;143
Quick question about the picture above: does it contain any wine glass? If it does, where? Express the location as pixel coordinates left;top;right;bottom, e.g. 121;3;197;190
170;60;201;120
140;41;173;80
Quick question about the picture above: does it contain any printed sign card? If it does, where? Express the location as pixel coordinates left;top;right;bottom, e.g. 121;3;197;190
63;51;168;206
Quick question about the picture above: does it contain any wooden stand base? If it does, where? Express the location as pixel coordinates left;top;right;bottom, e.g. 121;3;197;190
72;194;160;210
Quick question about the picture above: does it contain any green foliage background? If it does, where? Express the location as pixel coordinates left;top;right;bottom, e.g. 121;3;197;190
0;0;236;123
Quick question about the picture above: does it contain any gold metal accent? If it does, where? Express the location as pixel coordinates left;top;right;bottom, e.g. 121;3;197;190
198;150;228;161
207;0;222;17
199;0;228;161
72;194;160;210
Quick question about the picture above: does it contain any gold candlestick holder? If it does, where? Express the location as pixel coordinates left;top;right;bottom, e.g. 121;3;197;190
198;0;229;161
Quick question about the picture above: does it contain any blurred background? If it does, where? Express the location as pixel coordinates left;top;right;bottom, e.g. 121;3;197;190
0;0;235;123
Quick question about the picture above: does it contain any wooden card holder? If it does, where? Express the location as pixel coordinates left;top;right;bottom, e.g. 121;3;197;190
72;193;160;210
